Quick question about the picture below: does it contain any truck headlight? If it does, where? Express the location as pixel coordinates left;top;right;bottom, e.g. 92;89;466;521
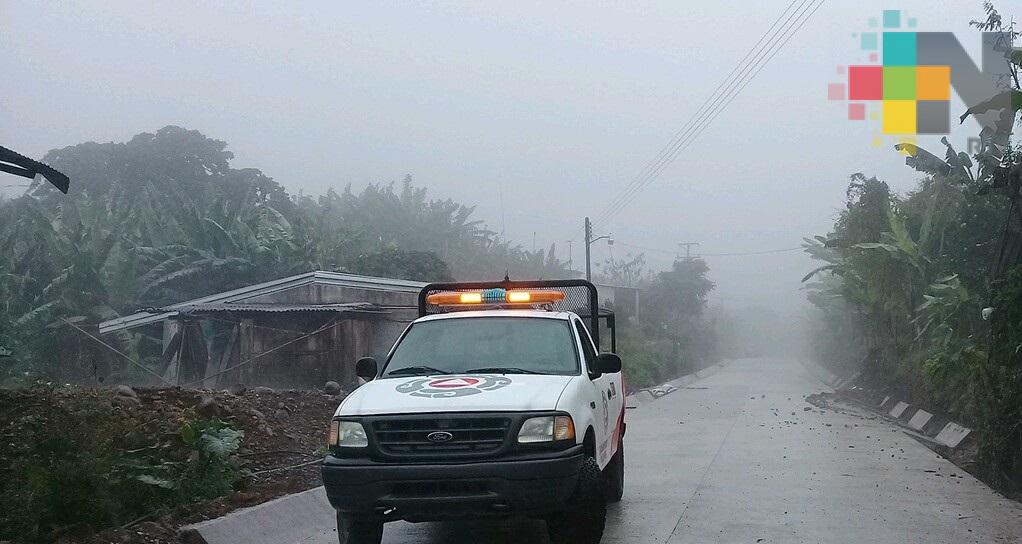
517;415;575;443
328;420;368;448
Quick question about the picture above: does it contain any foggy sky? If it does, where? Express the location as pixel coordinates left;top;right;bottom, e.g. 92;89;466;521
0;1;994;321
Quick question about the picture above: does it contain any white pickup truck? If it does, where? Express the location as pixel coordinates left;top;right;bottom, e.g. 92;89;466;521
321;280;625;544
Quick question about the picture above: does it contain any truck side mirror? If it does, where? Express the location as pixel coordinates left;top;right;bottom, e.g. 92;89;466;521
596;353;622;374
355;357;378;381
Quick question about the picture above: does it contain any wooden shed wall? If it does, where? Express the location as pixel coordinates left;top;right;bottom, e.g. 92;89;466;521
237;283;419;361
162;281;422;389
226;314;377;389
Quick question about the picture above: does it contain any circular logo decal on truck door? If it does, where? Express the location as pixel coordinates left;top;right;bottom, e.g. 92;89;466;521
396;375;512;398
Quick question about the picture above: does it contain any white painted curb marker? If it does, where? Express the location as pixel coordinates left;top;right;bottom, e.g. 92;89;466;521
889;401;910;419
935;422;972;448
908;409;932;431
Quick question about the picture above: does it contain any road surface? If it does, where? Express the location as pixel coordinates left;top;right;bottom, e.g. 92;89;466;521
379;357;1022;543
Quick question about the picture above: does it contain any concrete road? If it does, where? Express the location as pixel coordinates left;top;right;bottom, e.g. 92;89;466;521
380;358;1022;544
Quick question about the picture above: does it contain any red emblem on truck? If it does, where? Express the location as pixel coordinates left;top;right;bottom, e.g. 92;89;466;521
428;377;480;388
396;375;511;398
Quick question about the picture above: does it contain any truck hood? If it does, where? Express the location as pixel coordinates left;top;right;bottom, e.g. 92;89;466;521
335;374;576;416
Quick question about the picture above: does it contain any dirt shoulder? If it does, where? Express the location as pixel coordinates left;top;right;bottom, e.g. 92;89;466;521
0;384;345;543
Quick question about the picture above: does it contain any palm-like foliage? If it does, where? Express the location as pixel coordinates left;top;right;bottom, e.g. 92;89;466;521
301;175;570;281
0;126;573;384
804;3;1022;487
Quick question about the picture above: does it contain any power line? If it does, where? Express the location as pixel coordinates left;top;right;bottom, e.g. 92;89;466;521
615;241;803;257
701;247;804;257
594;0;803;226
595;0;822;227
598;0;825;228
615;242;674;255
593;0;826;228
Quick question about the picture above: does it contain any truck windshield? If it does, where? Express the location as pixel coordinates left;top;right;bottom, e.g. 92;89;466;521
384;317;579;377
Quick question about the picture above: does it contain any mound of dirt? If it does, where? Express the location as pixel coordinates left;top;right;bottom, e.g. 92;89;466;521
0;384;346;543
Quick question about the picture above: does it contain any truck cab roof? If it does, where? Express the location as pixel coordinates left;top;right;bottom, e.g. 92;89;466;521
414;309;578;323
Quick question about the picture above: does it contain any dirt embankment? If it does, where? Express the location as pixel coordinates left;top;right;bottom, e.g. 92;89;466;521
0;384;345;543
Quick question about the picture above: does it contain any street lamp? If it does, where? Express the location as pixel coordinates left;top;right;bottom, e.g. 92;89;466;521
583;216;613;282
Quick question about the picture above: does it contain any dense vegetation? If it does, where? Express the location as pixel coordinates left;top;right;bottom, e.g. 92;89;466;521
804;5;1022;490
0;383;347;543
0;126;718;388
0;386;247;542
0;126;576;385
595;254;718;388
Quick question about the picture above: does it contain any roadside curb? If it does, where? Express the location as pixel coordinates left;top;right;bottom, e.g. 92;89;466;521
801;359;862;391
184;486;334;544
873;394;973;448
870;389;973;448
625;360;729;408
803;360;974;450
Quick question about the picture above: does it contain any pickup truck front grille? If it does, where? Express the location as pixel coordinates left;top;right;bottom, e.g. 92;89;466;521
370;416;512;458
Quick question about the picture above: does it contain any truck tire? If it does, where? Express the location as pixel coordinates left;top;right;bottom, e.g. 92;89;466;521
604;441;624;502
547;455;606;544
336;513;383;544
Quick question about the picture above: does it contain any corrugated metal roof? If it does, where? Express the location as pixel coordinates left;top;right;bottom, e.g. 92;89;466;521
169;302;385;315
99;271;427;334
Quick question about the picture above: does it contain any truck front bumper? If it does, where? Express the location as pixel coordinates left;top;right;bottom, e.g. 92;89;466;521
321;445;584;522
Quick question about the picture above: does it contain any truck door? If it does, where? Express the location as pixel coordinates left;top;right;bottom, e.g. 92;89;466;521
573;319;619;468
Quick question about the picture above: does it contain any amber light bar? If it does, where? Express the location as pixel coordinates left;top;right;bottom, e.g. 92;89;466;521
425;292;483;305
506;290;564;303
426;289;564;306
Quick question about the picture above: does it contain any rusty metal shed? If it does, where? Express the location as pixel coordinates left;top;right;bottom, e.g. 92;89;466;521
99;271;426;390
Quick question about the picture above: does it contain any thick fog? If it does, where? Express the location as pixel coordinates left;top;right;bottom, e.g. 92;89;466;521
0;0;989;327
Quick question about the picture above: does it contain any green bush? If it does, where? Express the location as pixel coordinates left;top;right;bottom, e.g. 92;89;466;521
617;324;690;390
0;437;118;539
0;417;246;543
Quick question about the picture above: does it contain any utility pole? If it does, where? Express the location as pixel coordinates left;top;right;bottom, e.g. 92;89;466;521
585;217;592;281
584;216;612;282
565;240;573;271
678;242;700;260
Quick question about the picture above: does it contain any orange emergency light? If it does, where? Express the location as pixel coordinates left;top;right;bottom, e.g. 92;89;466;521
426;288;564;306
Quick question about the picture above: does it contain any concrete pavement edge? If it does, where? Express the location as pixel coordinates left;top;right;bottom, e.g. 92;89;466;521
184;485;335;544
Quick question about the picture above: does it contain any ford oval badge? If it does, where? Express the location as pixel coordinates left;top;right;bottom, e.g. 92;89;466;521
426;431;453;443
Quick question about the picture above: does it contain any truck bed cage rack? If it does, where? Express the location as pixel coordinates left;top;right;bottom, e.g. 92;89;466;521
417;279;615;352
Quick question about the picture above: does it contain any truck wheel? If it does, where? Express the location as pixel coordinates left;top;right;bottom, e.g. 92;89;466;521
547;455;606;544
336;513;383;544
604;441;624;502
